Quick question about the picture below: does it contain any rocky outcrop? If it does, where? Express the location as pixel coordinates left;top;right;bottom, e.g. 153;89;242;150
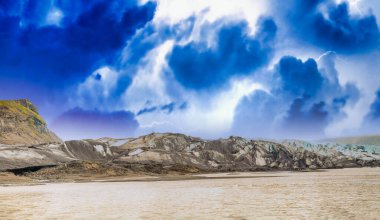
281;140;380;167
0;99;61;145
64;140;113;160
0;143;72;171
0;98;115;172
0;140;113;171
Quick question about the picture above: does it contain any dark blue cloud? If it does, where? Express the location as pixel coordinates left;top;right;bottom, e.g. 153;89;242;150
275;0;380;53
367;90;380;119
332;96;349;110
51;108;139;140
64;1;156;54
313;2;379;52
123;15;196;66
168;17;277;90
282;96;329;137
275;56;354;137
276;56;323;97
362;89;380;134
0;0;156;88
137;106;157;116
160;102;176;114
137;102;187;116
94;73;102;81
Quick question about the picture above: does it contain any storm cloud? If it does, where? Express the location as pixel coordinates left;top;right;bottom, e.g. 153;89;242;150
168;17;277;90
232;53;359;139
272;0;380;53
0;0;156;91
1;0;378;140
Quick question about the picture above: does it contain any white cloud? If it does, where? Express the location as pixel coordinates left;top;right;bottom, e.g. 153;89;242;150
67;0;379;139
122;40;175;112
153;0;268;34
135;78;265;138
325;52;380;137
120;35;265;137
74;66;119;110
45;7;63;26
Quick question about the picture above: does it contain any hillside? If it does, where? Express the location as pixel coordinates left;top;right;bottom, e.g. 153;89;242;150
101;133;380;171
0;132;379;181
0;99;61;145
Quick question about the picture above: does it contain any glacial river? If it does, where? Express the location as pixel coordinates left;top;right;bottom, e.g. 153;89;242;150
0;168;379;219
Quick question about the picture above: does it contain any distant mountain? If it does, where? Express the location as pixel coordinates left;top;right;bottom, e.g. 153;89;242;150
0;99;61;145
324;135;380;146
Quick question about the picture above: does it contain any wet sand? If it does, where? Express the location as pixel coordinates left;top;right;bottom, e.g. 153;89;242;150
1;168;379;219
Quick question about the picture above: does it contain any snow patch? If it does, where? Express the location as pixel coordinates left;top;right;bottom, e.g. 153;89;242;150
111;139;129;147
94;145;106;156
129;148;144;156
0;150;45;160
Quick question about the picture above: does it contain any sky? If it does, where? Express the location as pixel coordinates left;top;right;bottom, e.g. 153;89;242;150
0;0;379;140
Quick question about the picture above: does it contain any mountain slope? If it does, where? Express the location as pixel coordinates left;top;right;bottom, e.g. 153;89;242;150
0;98;379;176
0;99;61;145
0;140;113;171
1;133;379;175
99;133;380;172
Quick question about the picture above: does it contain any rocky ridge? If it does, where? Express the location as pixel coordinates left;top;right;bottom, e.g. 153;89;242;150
1;133;379;178
0;140;113;171
103;133;380;171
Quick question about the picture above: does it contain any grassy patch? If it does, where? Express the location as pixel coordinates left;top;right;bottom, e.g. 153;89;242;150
0;100;46;124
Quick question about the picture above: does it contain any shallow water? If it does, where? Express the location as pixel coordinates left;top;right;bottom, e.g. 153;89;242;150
0;168;379;219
